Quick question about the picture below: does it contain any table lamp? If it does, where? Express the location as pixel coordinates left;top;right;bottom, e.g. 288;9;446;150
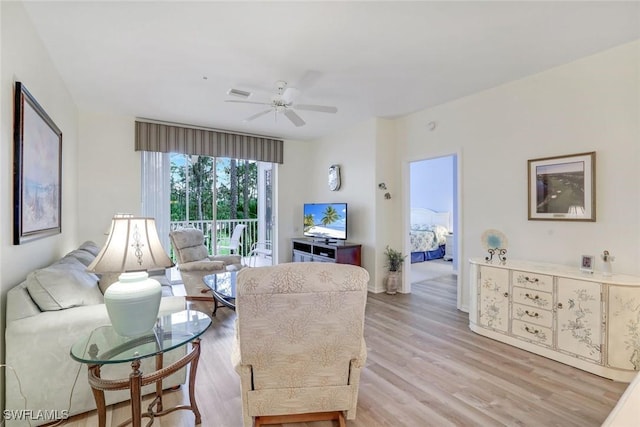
87;215;174;337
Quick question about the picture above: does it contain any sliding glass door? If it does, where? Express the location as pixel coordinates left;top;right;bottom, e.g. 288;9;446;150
167;153;274;263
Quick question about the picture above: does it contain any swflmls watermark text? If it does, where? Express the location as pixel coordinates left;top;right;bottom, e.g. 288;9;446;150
3;410;69;422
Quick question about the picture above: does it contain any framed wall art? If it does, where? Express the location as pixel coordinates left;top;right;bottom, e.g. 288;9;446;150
13;82;62;244
527;152;595;221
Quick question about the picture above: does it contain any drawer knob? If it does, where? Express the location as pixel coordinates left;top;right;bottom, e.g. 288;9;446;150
525;310;539;318
557;302;563;309
524;276;540;284
525;293;540;301
503;292;509;298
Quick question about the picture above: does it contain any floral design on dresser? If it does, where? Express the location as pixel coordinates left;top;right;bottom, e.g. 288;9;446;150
561;288;601;356
612;295;640;370
480;278;505;329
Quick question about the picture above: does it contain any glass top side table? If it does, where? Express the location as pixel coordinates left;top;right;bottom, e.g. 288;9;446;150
203;270;238;316
70;309;211;427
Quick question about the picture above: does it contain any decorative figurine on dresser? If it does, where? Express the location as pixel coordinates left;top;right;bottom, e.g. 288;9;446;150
601;250;615;276
481;229;508;264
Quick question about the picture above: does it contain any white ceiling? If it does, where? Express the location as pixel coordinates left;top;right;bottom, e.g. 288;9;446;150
21;1;640;141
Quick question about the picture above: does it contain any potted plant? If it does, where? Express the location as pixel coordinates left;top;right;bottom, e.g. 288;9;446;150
384;246;406;294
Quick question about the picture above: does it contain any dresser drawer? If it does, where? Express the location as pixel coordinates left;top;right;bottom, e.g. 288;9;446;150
512;319;553;347
512;303;553;328
512;271;553;292
512;286;553;310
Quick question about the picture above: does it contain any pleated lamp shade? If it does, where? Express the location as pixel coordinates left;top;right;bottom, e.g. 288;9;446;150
87;215;175;336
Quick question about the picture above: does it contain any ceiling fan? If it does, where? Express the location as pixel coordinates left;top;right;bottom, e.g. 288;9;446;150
225;80;338;127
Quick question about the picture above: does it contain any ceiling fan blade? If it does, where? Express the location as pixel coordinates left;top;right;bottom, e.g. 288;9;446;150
284;109;306;127
293;104;338;114
225;100;271;106
243;109;272;122
296;70;323;91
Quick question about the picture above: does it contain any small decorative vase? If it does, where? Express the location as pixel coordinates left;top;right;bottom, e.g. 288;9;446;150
386;271;401;295
602;260;613;277
601;251;614;277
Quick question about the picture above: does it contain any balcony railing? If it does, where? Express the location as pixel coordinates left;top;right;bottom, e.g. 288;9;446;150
169;219;259;260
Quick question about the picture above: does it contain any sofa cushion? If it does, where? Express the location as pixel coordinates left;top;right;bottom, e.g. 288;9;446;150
63;249;95;267
78;240;101;256
26;258;103;311
180;245;209;263
5;281;42;319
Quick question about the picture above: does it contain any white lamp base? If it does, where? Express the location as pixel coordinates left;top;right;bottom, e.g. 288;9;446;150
104;271;162;337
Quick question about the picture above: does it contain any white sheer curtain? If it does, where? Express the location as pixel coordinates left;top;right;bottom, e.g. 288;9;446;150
141;151;171;253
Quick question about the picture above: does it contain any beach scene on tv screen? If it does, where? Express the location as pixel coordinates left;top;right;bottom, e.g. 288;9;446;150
303;203;346;239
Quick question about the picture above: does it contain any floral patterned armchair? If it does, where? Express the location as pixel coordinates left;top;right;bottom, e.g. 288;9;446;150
231;262;369;427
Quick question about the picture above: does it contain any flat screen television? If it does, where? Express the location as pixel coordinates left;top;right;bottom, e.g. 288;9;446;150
303;203;347;242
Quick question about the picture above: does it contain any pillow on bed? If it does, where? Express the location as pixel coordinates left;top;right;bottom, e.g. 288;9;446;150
412;223;430;231
429;225;450;244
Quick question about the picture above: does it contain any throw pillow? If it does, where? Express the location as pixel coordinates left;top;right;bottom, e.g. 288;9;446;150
180;245;209;263
62;249;95;267
78;241;101;256
26;261;103;311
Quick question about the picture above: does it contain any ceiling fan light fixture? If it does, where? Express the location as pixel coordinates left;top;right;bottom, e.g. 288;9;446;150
227;88;252;99
227;79;337;128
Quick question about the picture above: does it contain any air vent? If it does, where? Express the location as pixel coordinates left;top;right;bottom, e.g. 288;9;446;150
227;88;252;99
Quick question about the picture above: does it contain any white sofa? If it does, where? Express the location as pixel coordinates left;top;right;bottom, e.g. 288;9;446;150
4;241;186;427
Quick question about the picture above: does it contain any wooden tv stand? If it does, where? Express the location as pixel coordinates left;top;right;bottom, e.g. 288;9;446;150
291;238;361;266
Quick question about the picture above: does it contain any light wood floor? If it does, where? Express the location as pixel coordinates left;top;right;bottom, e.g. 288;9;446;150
59;271;628;427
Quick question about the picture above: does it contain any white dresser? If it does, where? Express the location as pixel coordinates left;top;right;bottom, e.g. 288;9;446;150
469;258;640;382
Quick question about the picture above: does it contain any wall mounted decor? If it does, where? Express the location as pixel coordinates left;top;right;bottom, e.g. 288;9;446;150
528;152;595;221
13;82;62;244
328;164;341;191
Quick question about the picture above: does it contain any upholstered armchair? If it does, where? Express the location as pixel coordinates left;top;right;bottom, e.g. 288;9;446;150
169;228;242;300
231;262;369;427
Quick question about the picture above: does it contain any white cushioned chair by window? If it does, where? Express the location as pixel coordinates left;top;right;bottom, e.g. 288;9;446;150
216;224;246;256
246;240;272;267
231;262;369;427
169;228;242;301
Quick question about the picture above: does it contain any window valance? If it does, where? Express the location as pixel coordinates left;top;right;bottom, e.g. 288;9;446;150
135;121;284;164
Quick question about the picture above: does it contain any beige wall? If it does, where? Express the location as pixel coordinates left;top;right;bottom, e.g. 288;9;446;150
312;120;378;286
0;1;80;410
275;139;313;263
78;111;141;245
374;119;402;293
397;40;640;310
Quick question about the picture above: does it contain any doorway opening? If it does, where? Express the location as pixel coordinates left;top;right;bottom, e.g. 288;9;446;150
406;154;461;307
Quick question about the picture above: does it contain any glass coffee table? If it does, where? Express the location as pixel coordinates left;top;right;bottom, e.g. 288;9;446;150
203;270;238;315
70;309;211;427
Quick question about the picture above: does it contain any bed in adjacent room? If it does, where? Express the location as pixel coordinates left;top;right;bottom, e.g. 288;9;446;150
410;208;450;263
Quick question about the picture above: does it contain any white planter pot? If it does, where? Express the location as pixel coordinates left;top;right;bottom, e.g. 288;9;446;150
386;271;401;294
